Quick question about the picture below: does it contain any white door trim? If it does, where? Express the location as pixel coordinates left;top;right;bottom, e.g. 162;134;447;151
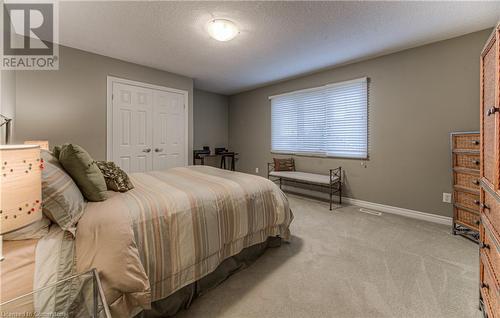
106;76;189;166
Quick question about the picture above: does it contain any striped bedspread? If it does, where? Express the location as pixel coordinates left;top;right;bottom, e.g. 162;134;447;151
75;166;293;317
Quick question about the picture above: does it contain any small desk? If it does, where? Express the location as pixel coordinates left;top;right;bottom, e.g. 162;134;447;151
193;152;238;171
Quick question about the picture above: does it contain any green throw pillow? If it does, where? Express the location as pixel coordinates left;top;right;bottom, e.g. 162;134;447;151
52;145;62;159
58;144;108;201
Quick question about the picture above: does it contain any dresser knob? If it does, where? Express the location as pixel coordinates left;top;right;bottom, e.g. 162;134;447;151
471;140;480;145
472;180;480;186
472;160;480;165
475;220;481;226
480;242;490;250
474;200;480;205
487;107;499;116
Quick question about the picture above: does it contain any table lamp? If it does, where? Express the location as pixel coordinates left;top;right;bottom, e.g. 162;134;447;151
24;140;49;150
0;145;42;261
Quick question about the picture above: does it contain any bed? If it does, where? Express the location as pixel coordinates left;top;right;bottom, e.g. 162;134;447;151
0;164;293;317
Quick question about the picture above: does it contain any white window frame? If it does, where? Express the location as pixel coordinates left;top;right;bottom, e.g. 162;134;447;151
269;77;368;159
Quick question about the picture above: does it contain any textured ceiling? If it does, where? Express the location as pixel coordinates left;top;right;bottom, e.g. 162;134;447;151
58;1;500;95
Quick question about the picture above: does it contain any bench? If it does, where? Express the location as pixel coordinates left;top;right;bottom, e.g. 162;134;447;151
267;163;342;210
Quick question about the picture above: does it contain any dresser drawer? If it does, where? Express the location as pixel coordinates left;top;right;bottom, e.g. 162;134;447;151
454;206;480;230
454;153;481;170
454;170;481;192
481;224;500;285
453;134;481;151
481;186;500;242
454;190;480;211
481;256;499;318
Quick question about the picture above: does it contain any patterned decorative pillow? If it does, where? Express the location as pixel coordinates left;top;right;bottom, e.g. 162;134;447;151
96;161;134;192
40;150;86;236
273;158;295;171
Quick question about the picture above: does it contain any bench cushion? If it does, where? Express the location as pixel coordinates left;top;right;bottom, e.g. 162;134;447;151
269;171;338;185
273;158;295;171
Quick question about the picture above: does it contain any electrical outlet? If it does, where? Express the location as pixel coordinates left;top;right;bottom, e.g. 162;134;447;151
442;193;452;203
255;167;259;174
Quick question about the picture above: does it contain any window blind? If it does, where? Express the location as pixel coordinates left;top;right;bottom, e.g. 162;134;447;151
270;77;368;158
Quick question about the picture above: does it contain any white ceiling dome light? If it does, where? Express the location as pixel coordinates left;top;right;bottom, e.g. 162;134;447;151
207;19;239;42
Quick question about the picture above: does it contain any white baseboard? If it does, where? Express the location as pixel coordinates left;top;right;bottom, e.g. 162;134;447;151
281;184;452;226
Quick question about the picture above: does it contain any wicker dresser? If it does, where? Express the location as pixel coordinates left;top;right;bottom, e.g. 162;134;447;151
479;24;500;318
451;132;481;242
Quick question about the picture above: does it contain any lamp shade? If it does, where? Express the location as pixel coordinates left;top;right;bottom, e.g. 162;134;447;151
0;145;42;235
24;140;49;151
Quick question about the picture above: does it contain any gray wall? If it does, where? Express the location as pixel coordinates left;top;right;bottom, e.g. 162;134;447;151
14;45;194;161
0;71;16;144
193;89;229;167
228;29;491;217
194;89;229;150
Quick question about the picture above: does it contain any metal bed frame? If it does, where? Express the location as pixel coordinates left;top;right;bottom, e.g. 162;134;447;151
267;163;342;210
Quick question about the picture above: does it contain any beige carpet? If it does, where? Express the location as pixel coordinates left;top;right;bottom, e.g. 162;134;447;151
176;195;480;318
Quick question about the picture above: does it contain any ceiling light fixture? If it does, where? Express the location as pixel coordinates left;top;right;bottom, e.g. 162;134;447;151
207;19;239;42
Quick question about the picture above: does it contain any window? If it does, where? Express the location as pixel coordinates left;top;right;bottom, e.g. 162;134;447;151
270;77;368;159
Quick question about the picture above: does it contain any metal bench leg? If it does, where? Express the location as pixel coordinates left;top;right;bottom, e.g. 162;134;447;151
329;183;333;211
339;182;342;205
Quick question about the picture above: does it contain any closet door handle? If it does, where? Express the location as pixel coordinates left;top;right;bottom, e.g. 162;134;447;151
154;148;164;153
487;107;499;116
142;148;152;153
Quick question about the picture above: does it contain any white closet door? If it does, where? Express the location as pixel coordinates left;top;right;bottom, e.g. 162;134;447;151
153;90;186;170
112;83;153;173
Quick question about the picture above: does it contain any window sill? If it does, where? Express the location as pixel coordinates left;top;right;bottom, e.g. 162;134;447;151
270;151;368;160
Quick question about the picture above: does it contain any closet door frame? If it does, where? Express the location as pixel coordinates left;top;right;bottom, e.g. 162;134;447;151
106;75;189;167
